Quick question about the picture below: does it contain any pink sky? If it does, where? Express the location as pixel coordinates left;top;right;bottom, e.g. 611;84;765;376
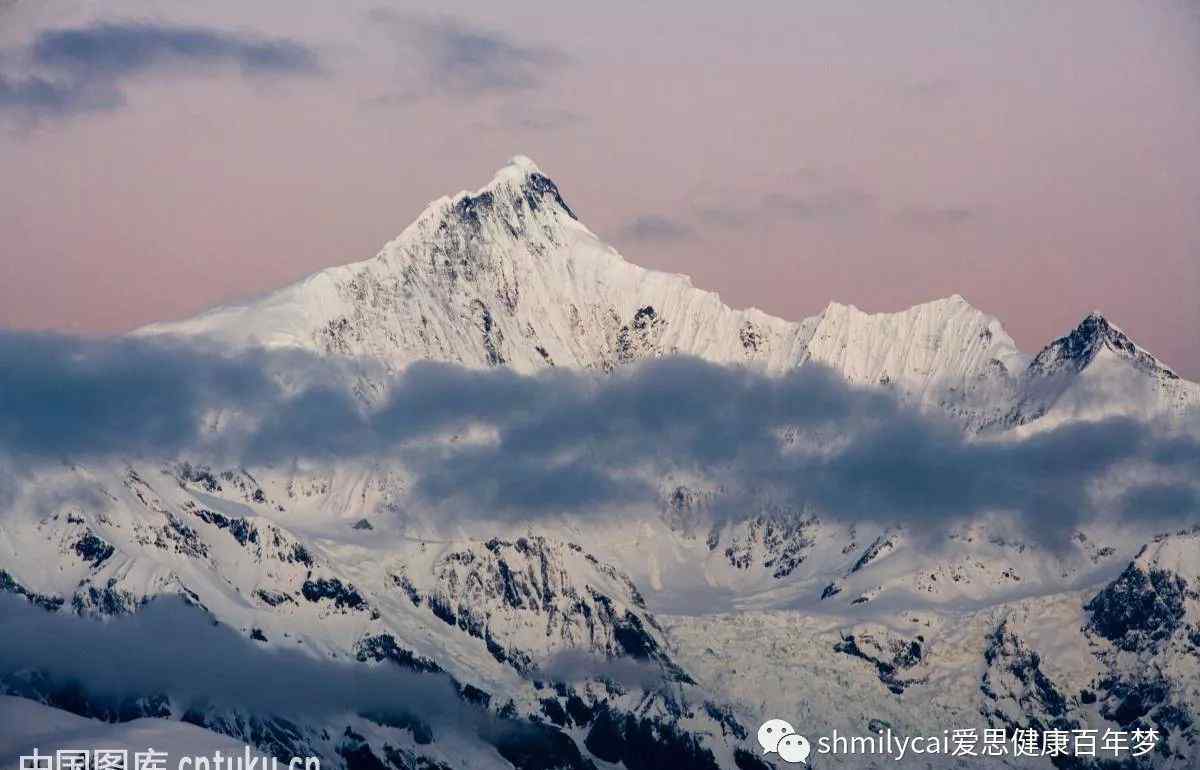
1;0;1197;375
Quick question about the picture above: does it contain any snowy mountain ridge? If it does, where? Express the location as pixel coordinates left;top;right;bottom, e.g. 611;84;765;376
137;156;1198;429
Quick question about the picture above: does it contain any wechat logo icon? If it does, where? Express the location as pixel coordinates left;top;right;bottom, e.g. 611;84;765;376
758;719;811;764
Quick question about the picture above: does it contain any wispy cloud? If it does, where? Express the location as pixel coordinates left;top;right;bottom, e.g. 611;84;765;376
0;22;320;120
691;170;878;232
614;215;695;244
369;11;568;98
763;187;876;220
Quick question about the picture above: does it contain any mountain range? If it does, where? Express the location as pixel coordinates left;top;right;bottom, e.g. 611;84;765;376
3;157;1199;769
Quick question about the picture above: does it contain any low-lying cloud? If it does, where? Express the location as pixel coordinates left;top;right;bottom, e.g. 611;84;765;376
1;331;1197;539
535;650;668;691
0;594;467;724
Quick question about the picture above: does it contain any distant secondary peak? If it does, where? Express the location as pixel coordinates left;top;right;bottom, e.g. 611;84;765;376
1033;313;1120;371
1029;310;1177;379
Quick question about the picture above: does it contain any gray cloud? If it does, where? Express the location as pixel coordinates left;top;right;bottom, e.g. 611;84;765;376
535;649;668;690
1;332;1197;540
31;23;318;78
0;72;119;117
370;11;567;98
0;22;319;120
614;215;695;244
763;188;876;220
0;595;467;724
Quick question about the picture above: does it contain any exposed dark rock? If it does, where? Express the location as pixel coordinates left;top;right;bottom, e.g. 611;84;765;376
0;569;65;611
703;701;748;741
1104;678;1169;724
73;533;115;567
615;306;666;364
289;543;314;567
391;573;422;606
1085;562;1191;652
301;578;366;611
457;682;491;709
723;511;817;578
338;727;390;770
612;611;657;660
492;722;596;770
834;633;924;695
72;579;142;617
733;748;773;770
177;463;222;492
850;536;895;574
255;588;295;607
978;620;1080;746
523;171;577;221
354;634;443;674
540;697;569;727
361;709;434;746
583;707;720;770
564;694;595;727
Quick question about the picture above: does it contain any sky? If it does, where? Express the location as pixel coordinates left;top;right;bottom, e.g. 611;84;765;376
0;0;1197;376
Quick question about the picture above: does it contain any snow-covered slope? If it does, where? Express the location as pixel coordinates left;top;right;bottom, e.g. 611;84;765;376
0;460;744;770
137;156;810;375
801;294;1025;426
666;528;1200;768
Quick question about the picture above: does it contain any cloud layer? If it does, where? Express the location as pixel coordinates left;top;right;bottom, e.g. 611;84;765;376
1;332;1197;539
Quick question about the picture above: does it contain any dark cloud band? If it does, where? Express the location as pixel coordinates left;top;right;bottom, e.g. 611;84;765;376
0;332;1196;537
